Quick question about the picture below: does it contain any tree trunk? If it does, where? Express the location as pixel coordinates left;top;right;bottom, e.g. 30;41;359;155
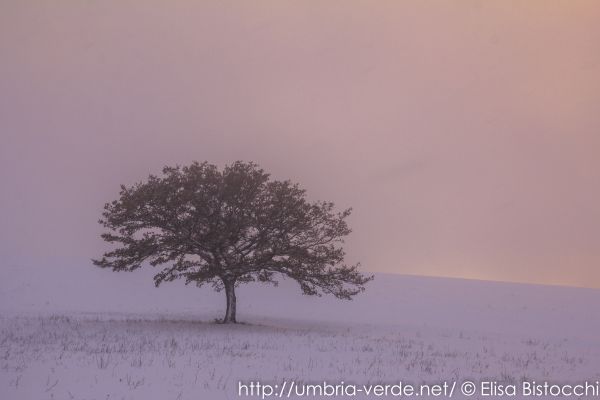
222;279;237;323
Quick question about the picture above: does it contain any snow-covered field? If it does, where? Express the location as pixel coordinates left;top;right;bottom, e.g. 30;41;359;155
1;266;600;399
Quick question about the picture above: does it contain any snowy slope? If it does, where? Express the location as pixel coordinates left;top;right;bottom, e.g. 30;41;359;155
1;264;600;399
2;262;599;339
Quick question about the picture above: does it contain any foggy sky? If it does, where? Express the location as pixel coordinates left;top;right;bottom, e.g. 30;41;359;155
1;1;599;288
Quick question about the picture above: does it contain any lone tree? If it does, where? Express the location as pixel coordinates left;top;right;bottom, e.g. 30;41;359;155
93;161;372;323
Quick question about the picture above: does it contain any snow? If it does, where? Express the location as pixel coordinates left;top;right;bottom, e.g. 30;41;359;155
1;265;600;399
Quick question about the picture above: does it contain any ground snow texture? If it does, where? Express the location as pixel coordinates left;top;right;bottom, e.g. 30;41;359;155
1;271;599;399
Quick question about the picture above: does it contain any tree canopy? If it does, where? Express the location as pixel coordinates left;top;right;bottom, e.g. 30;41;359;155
93;161;372;323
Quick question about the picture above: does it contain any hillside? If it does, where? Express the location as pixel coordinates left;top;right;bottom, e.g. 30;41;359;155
1;266;599;399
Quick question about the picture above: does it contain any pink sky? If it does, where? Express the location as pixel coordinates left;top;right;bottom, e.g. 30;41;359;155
1;1;599;287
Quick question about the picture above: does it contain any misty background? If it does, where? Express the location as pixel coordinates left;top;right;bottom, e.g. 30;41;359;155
1;1;599;290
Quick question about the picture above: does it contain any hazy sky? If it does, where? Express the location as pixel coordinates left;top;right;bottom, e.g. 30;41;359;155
1;1;599;288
